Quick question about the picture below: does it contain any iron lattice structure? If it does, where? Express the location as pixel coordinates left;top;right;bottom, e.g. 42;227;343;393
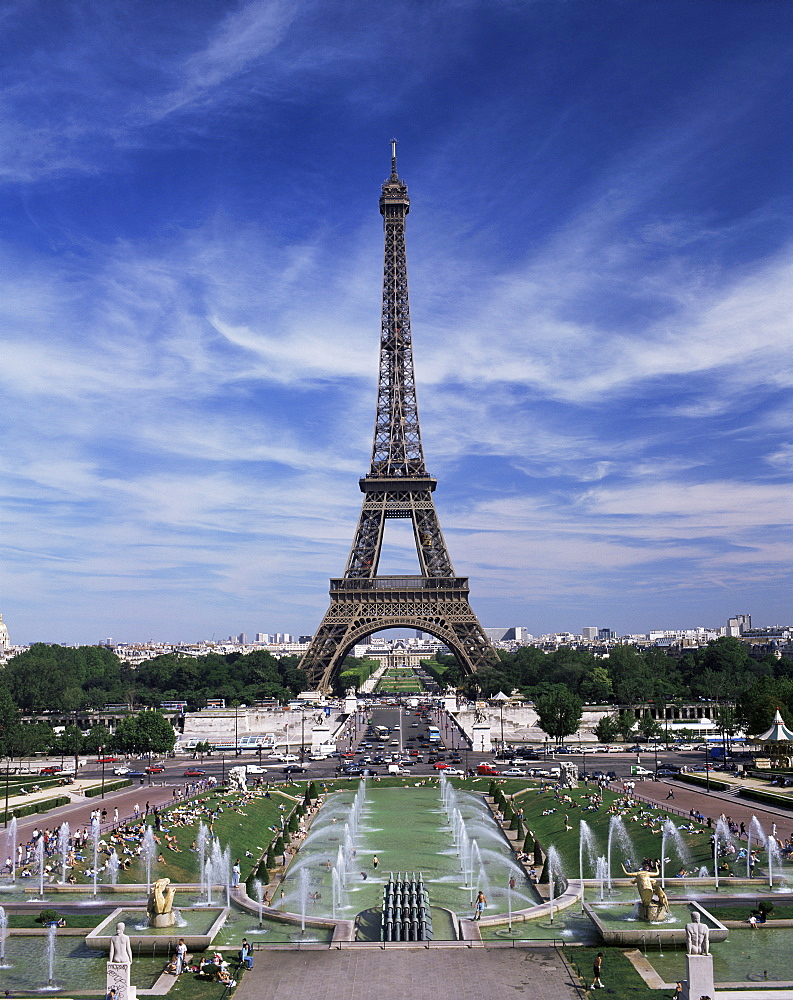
300;143;499;693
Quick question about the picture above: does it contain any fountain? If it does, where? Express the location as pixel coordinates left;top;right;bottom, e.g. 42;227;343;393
660;817;690;888
91;816;101;897
713;817;733;890
5;818;16;883
578;820;596;910
147;877;176;928
58;821;70;885
141;826;156;893
622;862;669;921
606;815;635;892
44;924;58;990
0;905;8;968
748;815;764;879
545;845;564;924
108;849;120;886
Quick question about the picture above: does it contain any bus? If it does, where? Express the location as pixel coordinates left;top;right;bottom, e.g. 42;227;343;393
375;726;390;742
428;726;441;743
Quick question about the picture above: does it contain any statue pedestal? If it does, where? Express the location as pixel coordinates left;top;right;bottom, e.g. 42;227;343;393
639;902;668;923
107;962;136;1000
472;723;491;752
151;913;175;928
683;953;714;1000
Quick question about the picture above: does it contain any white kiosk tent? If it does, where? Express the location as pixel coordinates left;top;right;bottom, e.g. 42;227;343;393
754;708;793;770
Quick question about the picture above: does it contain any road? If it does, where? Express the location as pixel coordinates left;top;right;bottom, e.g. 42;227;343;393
6;706;790;851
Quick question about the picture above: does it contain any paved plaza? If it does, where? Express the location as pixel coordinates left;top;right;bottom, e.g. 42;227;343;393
234;946;583;1000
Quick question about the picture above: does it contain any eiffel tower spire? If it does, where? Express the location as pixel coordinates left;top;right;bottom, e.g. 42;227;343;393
300;143;499;693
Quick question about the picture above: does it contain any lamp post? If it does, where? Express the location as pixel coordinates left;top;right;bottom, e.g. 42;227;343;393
234;703;239;758
99;746;106;799
499;702;505;754
300;711;305;764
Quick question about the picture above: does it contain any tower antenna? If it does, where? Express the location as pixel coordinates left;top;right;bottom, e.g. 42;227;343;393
390;138;398;177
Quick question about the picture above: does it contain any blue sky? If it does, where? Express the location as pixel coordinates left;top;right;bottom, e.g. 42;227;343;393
1;0;791;645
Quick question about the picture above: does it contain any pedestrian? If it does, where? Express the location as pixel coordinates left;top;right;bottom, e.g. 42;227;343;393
232;859;241;887
591;951;605;989
239;938;253;969
133;803;139;820
106;988;117;1000
473;890;486;920
372;855;379;869
113;808;118;825
175;938;187;975
666;790;674;800
360;871;368;880
671;982;683;998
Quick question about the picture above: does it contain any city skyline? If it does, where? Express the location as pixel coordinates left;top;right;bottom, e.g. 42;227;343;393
1;1;791;646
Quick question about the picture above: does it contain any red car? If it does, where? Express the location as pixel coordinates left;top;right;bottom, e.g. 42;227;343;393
145;765;165;774
433;762;449;770
40;766;63;775
477;764;500;776
97;756;118;764
183;768;206;777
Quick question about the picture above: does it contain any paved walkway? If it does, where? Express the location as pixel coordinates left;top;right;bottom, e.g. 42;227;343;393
625;776;793;842
235;947;582;1000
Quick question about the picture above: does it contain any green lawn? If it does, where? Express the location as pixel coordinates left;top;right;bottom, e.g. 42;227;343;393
565;946;661;999
501;781;718;877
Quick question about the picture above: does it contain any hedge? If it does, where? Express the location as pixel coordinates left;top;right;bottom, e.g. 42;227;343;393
84;779;131;797
2;795;70;824
738;786;793;811
674;772;732;792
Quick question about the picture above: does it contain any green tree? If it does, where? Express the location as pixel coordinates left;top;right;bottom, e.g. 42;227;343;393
534;684;583;744
112;711;175;755
636;715;662;743
593;715;619;743
614;710;637;742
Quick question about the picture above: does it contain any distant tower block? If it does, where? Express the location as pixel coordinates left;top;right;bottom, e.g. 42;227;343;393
300;144;499;693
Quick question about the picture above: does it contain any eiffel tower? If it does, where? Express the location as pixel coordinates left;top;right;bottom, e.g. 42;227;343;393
300;142;499;693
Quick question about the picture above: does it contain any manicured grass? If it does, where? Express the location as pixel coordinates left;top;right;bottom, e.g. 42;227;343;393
565;946;660;998
6;912;104;928
500;781;717;876
708;901;793;921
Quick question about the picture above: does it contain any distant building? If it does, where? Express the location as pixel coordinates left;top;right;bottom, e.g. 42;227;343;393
581;627;598;640
727;614;751;637
484;627;530;643
0;614;10;653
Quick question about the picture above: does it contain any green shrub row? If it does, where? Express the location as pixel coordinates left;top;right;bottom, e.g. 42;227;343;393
1;795;70;824
83;779;131;798
738;785;793;811
674;772;731;792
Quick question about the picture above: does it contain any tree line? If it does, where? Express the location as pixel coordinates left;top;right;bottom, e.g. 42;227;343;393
423;637;793;738
0;644;310;758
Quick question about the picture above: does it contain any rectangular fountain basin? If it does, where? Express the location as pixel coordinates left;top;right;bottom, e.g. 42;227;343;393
583;900;728;947
86;907;229;954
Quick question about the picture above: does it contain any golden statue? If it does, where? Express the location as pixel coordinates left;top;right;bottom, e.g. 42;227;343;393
622;864;669;920
147;877;177;927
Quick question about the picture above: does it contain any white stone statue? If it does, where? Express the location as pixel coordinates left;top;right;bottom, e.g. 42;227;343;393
108;921;133;965
685;911;710;955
